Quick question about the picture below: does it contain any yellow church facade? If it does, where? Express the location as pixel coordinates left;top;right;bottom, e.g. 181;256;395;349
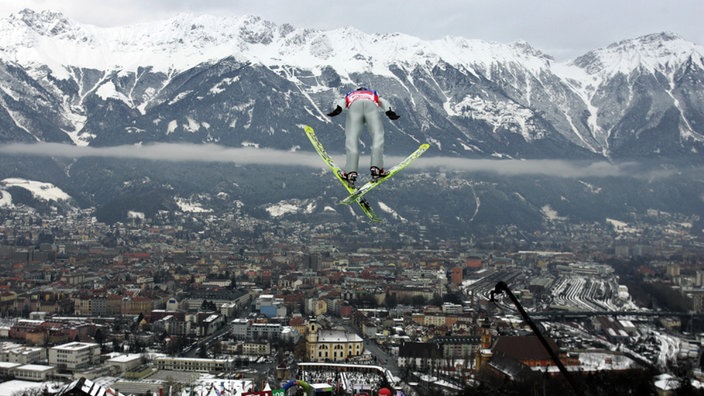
306;321;364;362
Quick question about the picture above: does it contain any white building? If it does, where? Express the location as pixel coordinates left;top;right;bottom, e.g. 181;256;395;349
0;342;46;364
106;354;143;373
0;362;55;382
441;302;463;314
154;357;231;372
13;364;55;381
231;319;250;339
230;319;283;340
0;361;20;378
251;323;283;340
165;297;180;311
48;342;101;371
220;302;238;317
199;314;225;337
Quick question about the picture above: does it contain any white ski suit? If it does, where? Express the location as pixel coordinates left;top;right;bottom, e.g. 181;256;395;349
327;88;399;174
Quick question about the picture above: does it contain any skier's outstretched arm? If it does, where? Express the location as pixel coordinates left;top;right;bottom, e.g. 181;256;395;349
327;105;342;117
378;97;400;120
326;98;346;117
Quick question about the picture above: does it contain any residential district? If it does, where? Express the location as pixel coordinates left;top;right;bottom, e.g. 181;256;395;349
0;205;703;396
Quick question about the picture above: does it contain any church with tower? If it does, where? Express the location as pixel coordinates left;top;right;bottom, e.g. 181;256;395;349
305;320;365;362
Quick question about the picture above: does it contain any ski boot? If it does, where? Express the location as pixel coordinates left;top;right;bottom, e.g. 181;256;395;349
339;171;358;189
370;166;390;182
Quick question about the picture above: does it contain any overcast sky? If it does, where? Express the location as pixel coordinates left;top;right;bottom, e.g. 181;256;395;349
0;0;702;60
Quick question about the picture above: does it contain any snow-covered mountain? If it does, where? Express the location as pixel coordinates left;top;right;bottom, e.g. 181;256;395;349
0;9;557;76
0;8;702;160
1;9;703;229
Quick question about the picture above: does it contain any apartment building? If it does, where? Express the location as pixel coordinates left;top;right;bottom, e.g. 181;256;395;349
231;319;282;341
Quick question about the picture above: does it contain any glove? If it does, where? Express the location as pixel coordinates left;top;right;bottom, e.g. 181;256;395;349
385;110;400;120
327;105;342;117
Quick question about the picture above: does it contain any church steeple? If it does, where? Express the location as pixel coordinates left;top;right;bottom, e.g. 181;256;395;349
475;317;493;370
306;320;319;342
306;319;319;360
480;317;492;349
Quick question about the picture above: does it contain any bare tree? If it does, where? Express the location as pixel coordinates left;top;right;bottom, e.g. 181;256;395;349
11;386;43;396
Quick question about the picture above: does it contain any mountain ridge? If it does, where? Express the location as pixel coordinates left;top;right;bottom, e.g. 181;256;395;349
0;9;702;159
3;10;701;78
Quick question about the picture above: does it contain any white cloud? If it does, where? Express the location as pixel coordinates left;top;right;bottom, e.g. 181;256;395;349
0;142;323;167
0;142;680;179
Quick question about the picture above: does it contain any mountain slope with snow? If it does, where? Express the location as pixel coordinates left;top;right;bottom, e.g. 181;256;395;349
0;177;71;208
0;8;702;160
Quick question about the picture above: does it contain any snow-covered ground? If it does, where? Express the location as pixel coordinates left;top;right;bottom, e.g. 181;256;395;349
0;380;63;396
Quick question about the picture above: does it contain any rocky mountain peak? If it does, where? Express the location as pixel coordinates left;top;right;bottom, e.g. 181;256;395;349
14;8;76;36
574;31;703;76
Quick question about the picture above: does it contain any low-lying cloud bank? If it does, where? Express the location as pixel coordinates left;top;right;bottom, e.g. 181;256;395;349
0;142;680;178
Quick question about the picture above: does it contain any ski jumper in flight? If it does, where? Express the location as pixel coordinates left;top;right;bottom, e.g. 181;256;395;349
327;87;400;188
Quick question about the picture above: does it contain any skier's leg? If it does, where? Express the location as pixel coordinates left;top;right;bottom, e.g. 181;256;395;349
365;102;385;169
344;102;364;173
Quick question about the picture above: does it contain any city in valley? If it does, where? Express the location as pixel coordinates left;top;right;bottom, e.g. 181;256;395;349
0;205;703;396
